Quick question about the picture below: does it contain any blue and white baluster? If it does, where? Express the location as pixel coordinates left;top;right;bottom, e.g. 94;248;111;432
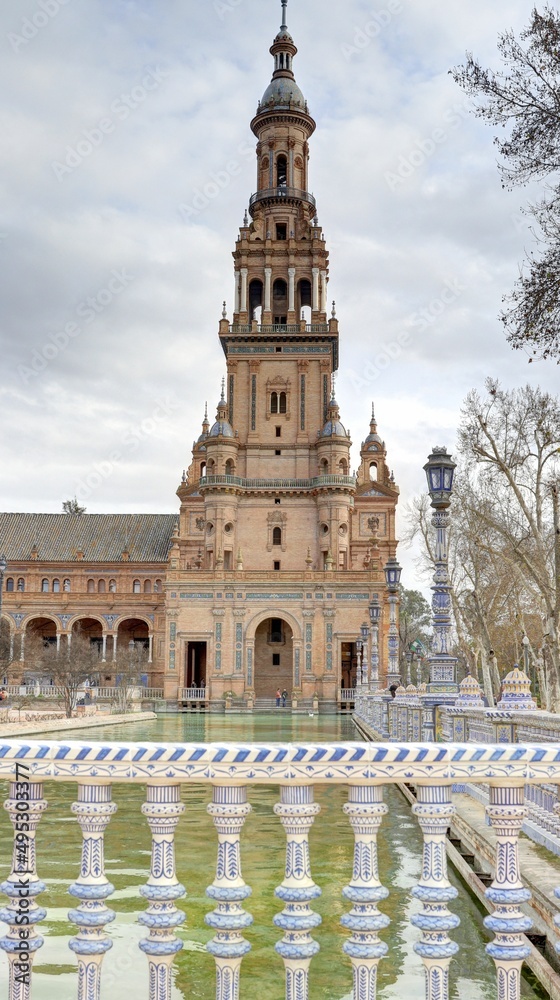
411;784;459;1000
341;786;389;1000
206;785;253;1000
68;783;118;1000
484;785;531;1000
139;784;186;1000
0;780;48;1000
274;785;322;1000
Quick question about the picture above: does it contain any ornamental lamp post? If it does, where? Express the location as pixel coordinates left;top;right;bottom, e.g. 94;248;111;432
0;555;7;680
368;594;381;692
384;557;401;689
360;622;370;689
423;447;458;697
355;635;363;691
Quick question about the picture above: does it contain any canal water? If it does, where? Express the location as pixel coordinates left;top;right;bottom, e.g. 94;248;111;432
0;714;544;999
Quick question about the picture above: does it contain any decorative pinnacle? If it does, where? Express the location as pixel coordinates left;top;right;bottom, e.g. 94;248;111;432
222;301;227;319
204;401;209;422
331;300;336;318
221;378;226;402
243;209;249;226
281;0;288;29
371;402;376;422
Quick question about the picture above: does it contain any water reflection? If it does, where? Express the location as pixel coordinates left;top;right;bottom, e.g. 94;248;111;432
0;714;542;998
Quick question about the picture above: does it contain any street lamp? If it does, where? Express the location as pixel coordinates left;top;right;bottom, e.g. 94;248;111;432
423;446;458;695
384;557;401;688
368;594;381;692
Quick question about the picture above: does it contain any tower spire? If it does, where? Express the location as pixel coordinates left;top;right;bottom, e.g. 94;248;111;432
281;0;288;29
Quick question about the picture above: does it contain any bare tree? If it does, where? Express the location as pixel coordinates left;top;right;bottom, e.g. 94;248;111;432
109;643;149;713
41;633;101;718
458;380;560;706
453;7;560;361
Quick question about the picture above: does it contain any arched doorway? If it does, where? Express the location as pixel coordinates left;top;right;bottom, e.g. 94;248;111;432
116;618;150;685
254;617;293;699
72;617;104;658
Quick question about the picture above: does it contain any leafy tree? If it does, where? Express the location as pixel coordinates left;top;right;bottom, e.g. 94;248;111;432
453;6;560;361
398;588;431;685
62;498;86;515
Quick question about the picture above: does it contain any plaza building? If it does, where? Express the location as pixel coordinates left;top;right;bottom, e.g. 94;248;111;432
0;6;399;708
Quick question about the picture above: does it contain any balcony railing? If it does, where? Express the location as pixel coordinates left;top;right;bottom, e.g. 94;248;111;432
228;322;331;334
179;687;207;701
248;186;316;210
0;738;557;1000
199;474;356;491
339;688;356;702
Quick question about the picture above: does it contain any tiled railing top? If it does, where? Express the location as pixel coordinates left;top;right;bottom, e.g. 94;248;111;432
1;741;560;783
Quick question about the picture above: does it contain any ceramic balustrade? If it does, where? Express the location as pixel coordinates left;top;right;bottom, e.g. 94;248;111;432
1;739;560;1000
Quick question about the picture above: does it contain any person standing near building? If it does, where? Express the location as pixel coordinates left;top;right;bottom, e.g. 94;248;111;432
276;688;281;707
281;688;288;707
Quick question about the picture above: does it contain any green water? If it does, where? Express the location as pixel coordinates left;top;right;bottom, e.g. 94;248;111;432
0;714;543;999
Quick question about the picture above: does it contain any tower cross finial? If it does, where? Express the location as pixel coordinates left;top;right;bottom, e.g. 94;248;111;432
281;0;288;29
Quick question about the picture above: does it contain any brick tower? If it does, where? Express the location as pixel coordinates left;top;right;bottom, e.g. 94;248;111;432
167;2;400;707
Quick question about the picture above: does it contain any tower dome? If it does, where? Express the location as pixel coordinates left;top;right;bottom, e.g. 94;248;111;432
209;387;235;438
256;0;310;117
321;397;347;438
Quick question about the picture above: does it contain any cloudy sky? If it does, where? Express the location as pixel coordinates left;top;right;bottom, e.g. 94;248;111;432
1;0;555;586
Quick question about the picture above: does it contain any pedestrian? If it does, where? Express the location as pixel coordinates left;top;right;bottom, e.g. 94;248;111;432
0;688;6;702
281;688;287;707
276;688;281;707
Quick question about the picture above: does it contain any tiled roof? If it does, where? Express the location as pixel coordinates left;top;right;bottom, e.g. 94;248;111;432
0;513;178;563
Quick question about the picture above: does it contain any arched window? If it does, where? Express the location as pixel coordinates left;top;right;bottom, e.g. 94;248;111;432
52;579;60;593
154;579;162;593
87;579;95;594
320;458;329;474
17;579;25;592
41;579;49;593
271;392;278;414
63;579;71;592
109;579;116;593
207;459;215;474
249;279;263;322
225;459;235;477
5;578;14;592
339;458;348;475
200;461;207;478
279;392;287;414
144;580;152;594
276;154;288;187
272;527;282;546
98;580;106;594
133;580;141;594
369;462;378;482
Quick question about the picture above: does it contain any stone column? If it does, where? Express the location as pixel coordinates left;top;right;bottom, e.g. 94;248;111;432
386;594;400;687
56;633;61;653
101;635;107;663
206;786;253;1000
19;633;24;662
274;785;321;1000
484;785;531;1000
342;785;389;1000
68;783;117;1000
112;635;117;662
264;267;272;313
320;270;328;313
312;269;320;312
148;635;153;665
234;272;240;313
411;784;459;1000
139;785;186;1000
240;268;248;314
0;779;48;1000
288;267;296;313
